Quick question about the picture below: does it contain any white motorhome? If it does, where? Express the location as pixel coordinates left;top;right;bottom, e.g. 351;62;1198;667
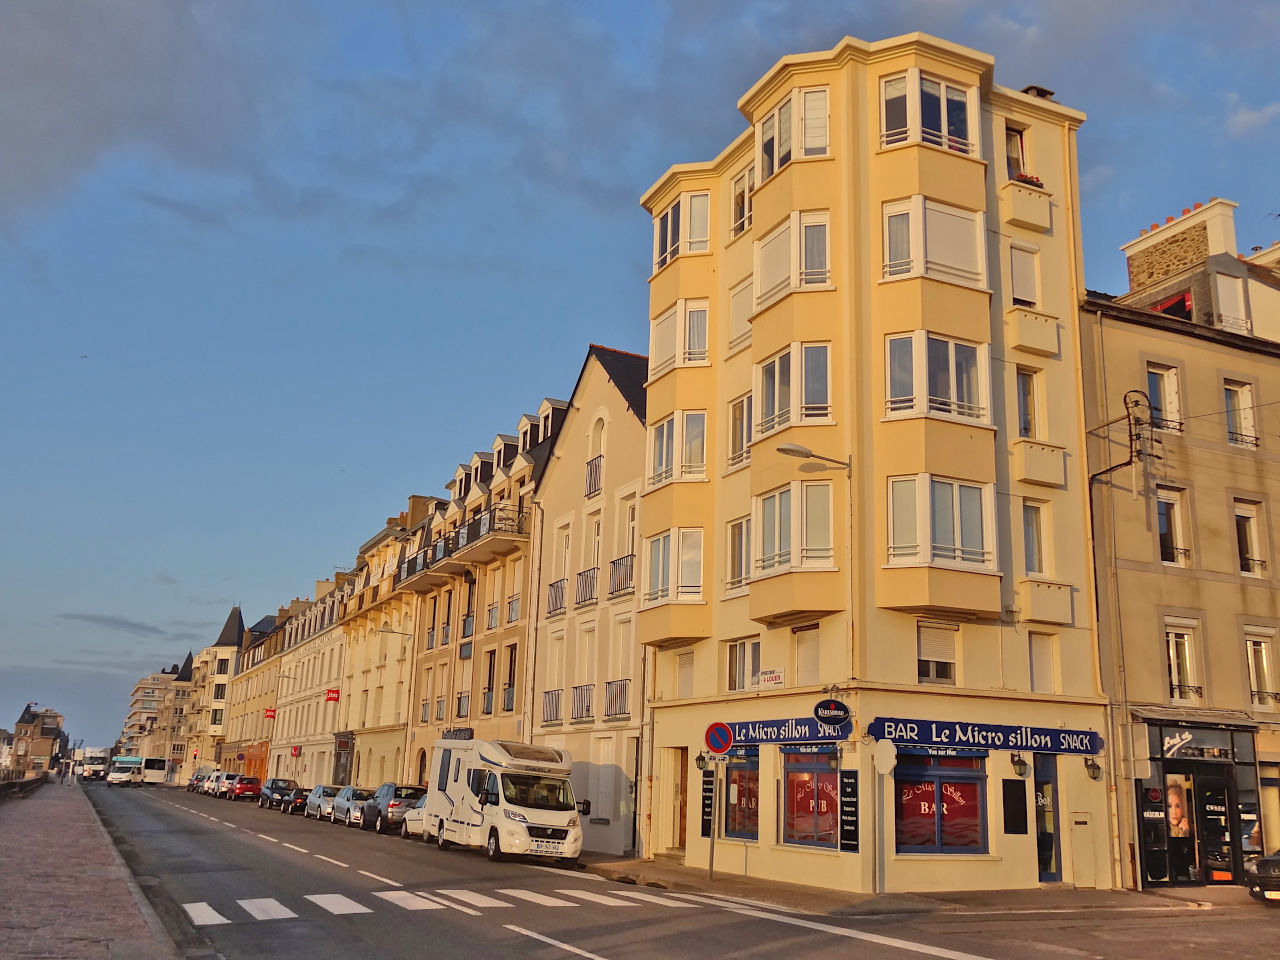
424;738;583;864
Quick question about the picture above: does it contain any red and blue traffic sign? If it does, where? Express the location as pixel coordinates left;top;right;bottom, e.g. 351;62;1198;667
705;722;734;754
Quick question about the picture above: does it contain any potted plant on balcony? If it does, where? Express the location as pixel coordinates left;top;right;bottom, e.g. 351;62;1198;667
1012;172;1045;189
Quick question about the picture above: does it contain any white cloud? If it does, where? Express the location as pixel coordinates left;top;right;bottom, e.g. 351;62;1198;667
1226;97;1280;136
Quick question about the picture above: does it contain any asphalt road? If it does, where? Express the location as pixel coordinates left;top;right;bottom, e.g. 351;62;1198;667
88;785;1279;960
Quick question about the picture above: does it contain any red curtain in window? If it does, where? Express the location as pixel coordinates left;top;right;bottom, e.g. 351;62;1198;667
897;780;938;847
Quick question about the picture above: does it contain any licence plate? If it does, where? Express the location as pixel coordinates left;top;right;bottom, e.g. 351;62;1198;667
531;840;563;854
1265;891;1280;900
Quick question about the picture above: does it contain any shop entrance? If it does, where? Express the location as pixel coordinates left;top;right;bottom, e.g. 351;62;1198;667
1194;775;1235;884
673;747;688;851
1034;754;1061;882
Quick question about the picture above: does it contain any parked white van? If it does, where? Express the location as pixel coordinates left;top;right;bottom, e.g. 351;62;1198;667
424;738;583;865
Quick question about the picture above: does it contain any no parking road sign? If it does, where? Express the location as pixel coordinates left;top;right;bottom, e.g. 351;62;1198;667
705;722;734;754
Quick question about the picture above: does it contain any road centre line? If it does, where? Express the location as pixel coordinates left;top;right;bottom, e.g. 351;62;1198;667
414;892;480;916
314;855;348;867
357;870;402;887
258;834;279;842
282;843;309;853
725;908;997;960
503;925;610;960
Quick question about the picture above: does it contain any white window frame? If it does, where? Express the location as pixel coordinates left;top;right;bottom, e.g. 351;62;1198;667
1146;363;1183;432
649;299;710;379
1164;621;1201;703
1023;500;1046;576
800;88;830;158
883;331;989;422
1010;244;1039;307
887;474;997;570
755;341;832;437
731;166;755;237
728;638;761;692
1224;379;1258;447
1029;632;1056;694
644;528;703;606
1234;500;1266;577
728;393;753;469
1156;486;1189;566
644;532;671;604
647;410;707;488
879;70;978;157
727;516;752;593
754;210;833;310
649;416;674;486
917;621;958;685
757;87;828;182
881;196;987;288
1246;627;1277;707
754;480;833;577
652;191;710;272
1015;366;1040;439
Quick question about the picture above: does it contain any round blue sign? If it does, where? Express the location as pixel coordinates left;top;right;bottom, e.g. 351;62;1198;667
814;699;851;725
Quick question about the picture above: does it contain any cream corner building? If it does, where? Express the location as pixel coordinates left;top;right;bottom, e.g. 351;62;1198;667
637;32;1109;892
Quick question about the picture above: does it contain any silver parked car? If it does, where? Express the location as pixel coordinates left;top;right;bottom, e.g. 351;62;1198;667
331;786;372;827
303;784;339;820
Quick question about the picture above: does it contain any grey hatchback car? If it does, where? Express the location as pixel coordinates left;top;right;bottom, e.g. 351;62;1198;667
331;786;372;827
303;784;339;820
362;783;428;833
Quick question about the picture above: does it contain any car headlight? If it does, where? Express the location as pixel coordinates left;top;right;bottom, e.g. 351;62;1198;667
567;816;579;828
503;808;528;823
1244;857;1259;875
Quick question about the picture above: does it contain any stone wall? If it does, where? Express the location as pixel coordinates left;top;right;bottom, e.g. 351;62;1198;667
1127;222;1208;292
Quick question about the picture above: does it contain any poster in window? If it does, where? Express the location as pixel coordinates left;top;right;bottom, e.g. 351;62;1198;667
785;767;839;844
1166;773;1194;840
896;780;937;847
725;765;759;839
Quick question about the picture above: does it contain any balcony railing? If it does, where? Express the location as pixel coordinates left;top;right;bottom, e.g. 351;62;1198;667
441;623;451;645
507;594;520;623
452;506;530;558
1216;313;1252;335
571;684;594;720
1150;415;1183;433
502;685;515;711
547;578;567;616
1161;545;1192;564
585;455;603;499
456;693;470;718
575;567;599;606
605;679;630;717
608;554;635;596
1228;430;1261;448
420;699;430;723
487;603;500;630
1170;683;1204;700
542;688;562;723
1241;557;1268;575
435;698;445;721
1251;689;1280;706
462;614;475;639
426;627;435;650
482;689;494;715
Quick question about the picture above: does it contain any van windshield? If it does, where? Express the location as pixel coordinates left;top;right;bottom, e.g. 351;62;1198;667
501;774;575;811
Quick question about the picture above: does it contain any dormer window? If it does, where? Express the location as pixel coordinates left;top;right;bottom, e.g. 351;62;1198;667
1154;292;1192;321
542;413;552;438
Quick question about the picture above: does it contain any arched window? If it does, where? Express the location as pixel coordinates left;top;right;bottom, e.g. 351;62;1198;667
590;418;606;457
416;749;428;784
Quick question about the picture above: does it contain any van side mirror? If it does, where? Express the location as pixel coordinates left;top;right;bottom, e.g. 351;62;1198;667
577;799;591;816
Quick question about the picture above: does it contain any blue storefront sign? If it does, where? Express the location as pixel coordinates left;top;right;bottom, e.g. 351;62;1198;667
867;717;1103;755
728;717;850;744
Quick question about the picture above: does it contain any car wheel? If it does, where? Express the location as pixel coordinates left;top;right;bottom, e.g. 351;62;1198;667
376;814;386;835
436;821;451;850
486;829;503;862
400;821;410;840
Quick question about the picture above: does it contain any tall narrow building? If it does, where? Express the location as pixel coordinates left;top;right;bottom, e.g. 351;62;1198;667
637;33;1109;892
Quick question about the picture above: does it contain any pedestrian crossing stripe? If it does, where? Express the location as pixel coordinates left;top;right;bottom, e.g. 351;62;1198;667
182;886;706;925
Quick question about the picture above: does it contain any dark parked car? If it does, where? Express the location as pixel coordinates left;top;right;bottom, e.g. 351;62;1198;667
279;787;308;815
231;776;261;801
362;783;428;834
259;778;300;809
186;774;208;793
1246;847;1280;903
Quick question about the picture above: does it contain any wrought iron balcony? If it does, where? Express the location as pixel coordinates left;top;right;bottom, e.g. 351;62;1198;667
456;692;470;718
426;627;435;650
605;679;630;718
1229;430;1261;448
547;578;567;616
1251;689;1280;706
507;594;520;623
1241;556;1268;575
435;698;445;721
608;554;635;597
482;689;494;715
571;683;594;720
419;699;430;723
462;614;475;639
1170;683;1204;700
487;602;500;630
502;685;515;712
575;567;599;606
451;506;530;564
585;455;603;499
542;688;562;723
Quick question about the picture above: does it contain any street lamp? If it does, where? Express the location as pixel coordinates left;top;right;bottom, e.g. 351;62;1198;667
776;442;852;477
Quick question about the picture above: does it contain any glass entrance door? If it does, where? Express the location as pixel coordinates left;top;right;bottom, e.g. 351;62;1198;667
1196;777;1236;884
1034;754;1060;882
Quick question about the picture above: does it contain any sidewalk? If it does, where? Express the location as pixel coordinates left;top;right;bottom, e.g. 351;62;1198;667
0;777;178;960
579;852;1251;916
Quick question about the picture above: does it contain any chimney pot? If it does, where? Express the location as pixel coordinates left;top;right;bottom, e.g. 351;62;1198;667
1182;208;1190;216
1150;223;1159;231
1193;202;1203;210
1166;216;1175;224
1210;196;1219;202
1139;229;1148;236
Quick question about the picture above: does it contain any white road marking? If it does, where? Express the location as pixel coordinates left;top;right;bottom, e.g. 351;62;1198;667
437;889;512;908
182;902;230;926
664;892;747;908
524;864;604;880
257;834;278;842
282;843;308;853
503;925;610;960
415;891;481;915
357;870;402;887
497;888;579;907
237;898;298;920
613;889;699;908
314;855;348;867
306;894;372;915
557;889;639;907
375;890;443;910
727;907;998;960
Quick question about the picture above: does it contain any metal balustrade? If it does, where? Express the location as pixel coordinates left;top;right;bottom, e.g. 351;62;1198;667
608;555;635;596
575;567;599;605
605;679;630;717
542;688;562;723
585;455;603;498
571;684;594;720
547;578;567;615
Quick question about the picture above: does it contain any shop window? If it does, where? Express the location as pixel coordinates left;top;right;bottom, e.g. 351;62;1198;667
724;748;760;841
894;752;987;853
782;748;839;848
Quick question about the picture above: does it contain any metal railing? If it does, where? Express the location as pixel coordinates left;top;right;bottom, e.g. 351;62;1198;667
454;505;529;552
435;698;445;721
1150;415;1183;433
1170;683;1204;700
420;699;430;723
605;679;630;717
1241;556;1268;575
456;693;470;718
571;684;594;720
1228;430;1260;448
482;689;494;715
425;627;435;650
507;594;520;622
585;455;603;498
462;614;475;639
547;578;567;615
487;603;499;630
1251;689;1280;706
502;685;515;711
575;567;599;605
608;555;635;596
542;688;562;723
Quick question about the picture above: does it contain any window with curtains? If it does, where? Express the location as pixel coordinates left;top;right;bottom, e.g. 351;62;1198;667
755;481;832;575
1023;501;1045;575
881;72;975;155
649;299;710;379
881;197;985;287
727;516;751;592
884;331;988;421
728;393;753;469
754;210;831;310
782;748;839;848
888;475;994;569
894;752;987;853
653;192;709;272
644;528;702;605
1016;367;1040;438
756;342;831;436
757;87;829;183
1010;245;1039;306
728;638;760;691
647;410;706;488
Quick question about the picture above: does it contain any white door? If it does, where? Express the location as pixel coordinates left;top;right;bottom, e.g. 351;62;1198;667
1068;811;1097;889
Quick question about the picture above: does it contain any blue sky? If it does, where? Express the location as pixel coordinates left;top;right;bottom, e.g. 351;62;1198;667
3;1;1278;748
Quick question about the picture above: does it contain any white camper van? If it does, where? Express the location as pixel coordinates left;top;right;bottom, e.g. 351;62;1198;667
424;738;583;864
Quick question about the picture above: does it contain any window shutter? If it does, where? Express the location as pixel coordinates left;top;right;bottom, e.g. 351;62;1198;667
730;279;754;344
802;90;828;156
917;623;957;663
687;194;709;252
1029;633;1053;693
758;223;792;303
1011;247;1037;305
677;652;694;699
796;631;819;685
651;311;676;376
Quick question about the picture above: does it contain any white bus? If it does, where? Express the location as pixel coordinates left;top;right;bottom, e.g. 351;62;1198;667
142;758;167;785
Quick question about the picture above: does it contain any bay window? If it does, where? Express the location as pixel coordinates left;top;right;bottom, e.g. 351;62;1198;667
728;393;753;469
881;196;986;287
645;529;703;605
649;299;710;379
653;191;710;271
894;752;987;853
650;417;674;485
645;533;670;603
648;411;706;486
884;331;988;421
727;516;751;591
755;481;833;575
757;342;831;436
755;210;832;309
887;475;995;569
729;277;754;352
758;87;829;183
880;71;977;156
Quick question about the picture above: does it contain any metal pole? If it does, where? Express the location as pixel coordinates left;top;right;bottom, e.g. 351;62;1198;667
707;765;717;882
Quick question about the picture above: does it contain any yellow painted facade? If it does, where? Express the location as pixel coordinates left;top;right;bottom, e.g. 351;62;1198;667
637;33;1109;892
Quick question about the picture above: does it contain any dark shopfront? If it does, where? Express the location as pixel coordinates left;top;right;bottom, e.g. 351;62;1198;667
1136;722;1264;886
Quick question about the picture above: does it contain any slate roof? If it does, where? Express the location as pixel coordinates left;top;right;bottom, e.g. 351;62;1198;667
586;344;647;424
214;607;245;647
176;651;194;683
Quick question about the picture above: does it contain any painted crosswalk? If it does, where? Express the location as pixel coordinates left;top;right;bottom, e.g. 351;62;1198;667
182;885;706;925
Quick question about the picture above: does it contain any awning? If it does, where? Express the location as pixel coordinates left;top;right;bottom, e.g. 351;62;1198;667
1129;705;1258;730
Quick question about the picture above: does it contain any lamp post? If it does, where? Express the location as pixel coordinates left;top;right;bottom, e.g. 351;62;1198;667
776;442;852;477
